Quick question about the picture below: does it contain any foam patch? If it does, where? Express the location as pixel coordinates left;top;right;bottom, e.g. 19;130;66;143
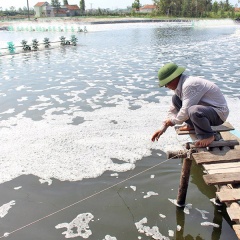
135;217;170;240
55;213;94;238
103;235;117;240
0;200;15;218
0;100;186;184
143;191;159;198
201;222;219;228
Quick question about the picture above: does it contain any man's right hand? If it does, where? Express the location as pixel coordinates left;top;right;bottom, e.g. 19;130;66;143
151;130;163;142
151;125;168;142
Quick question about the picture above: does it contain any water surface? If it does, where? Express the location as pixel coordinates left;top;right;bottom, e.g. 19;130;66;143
0;20;240;240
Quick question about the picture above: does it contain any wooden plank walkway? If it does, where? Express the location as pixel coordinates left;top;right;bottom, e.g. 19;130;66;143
175;122;240;239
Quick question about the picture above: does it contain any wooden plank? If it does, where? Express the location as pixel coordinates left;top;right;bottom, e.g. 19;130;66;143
203;162;240;174
176;122;234;135
192;149;240;164
203;172;240;185
207;168;240;175
233;225;240;239
204;162;240;170
187;140;239;150
216;189;240;202
227;204;240;222
221;131;240;150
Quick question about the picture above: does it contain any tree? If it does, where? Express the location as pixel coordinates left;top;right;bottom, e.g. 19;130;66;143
51;0;61;15
18;8;23;14
23;6;28;13
9;6;16;12
63;0;68;5
97;8;102;15
212;1;219;14
80;0;85;13
224;0;229;11
135;0;232;18
155;0;172;15
132;0;140;11
51;0;61;7
182;0;192;16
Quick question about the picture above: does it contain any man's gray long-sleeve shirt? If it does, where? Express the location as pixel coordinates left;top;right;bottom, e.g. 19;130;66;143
168;74;229;125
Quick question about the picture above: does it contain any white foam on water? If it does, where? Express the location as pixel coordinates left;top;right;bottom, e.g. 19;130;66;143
51;95;64;104
168;198;182;207
28;102;53;111
210;198;222;206
16;85;28;91
201;222;219;228
159;214;166;218
0;94;239;185
0;99;186;184
0;108;15;114
110;173;119;178
130;186;137;191
36;95;51;102
55;213;93;238
103;235;117;240
177;225;181;231
39;178;53;185
17;97;28;102
183;204;192;215
195;208;209;219
13;186;22;190
135;217;170;240
64;91;83;103
143;191;159;198
168;230;174;237
0;200;15;218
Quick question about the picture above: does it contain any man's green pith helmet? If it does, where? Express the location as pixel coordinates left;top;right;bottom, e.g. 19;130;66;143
158;62;185;87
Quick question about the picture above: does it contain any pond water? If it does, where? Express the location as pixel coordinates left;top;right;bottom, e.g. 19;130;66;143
0;20;240;240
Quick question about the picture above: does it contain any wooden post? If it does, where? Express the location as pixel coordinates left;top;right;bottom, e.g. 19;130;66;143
167;150;193;207
177;156;192;207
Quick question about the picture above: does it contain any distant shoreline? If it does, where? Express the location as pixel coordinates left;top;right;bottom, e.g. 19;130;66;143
1;17;238;30
0;17;192;28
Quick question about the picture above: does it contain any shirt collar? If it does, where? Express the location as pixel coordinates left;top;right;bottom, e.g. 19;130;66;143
175;74;187;96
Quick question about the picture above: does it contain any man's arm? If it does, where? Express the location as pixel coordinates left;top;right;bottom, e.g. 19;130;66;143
171;82;205;124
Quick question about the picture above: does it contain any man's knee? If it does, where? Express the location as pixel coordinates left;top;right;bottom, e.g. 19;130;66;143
188;105;221;125
188;105;198;115
188;105;203;120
